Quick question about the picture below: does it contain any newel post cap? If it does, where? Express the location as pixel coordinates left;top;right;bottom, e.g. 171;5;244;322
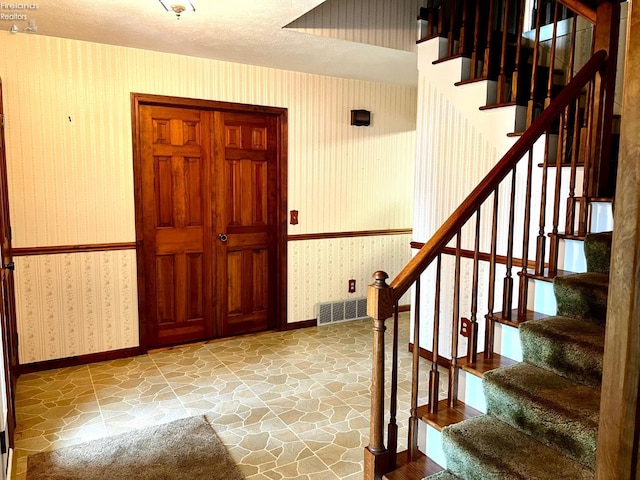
372;270;390;288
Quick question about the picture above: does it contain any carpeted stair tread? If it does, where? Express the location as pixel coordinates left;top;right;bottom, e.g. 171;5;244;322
584;231;612;273
424;470;462;480
484;363;600;468
442;416;594;479
554;272;609;325
520;316;604;388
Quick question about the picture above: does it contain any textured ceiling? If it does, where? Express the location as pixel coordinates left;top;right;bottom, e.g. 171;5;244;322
2;0;419;86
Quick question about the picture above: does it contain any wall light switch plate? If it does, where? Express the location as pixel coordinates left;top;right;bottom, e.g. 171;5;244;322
290;210;298;225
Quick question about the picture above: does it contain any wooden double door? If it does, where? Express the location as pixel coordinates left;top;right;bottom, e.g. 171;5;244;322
134;96;286;348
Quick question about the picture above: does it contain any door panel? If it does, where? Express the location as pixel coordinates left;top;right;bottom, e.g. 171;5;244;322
140;106;213;347
215;112;277;336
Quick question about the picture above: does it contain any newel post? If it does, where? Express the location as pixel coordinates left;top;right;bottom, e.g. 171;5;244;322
364;271;394;480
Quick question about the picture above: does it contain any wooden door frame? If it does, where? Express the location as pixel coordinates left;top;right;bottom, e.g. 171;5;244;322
0;78;17;453
131;93;288;351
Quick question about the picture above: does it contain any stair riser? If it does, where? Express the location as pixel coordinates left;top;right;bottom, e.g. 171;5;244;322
520;321;603;388
554;277;608;325
584;231;613;273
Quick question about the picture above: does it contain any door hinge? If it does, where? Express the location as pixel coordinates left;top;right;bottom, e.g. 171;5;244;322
0;114;4;128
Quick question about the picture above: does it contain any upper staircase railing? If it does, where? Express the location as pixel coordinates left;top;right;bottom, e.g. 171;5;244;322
364;0;620;478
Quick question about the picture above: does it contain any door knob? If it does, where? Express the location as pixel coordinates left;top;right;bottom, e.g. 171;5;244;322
3;262;14;271
218;233;228;242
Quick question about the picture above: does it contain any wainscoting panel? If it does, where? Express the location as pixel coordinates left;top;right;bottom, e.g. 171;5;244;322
14;250;139;364
287;233;412;322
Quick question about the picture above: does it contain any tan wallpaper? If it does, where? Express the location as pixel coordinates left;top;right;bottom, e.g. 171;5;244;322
14;251;139;364
0;33;416;363
0;32;416;247
288;234;413;322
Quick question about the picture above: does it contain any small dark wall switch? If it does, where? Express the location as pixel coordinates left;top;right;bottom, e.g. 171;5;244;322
290;210;299;225
348;279;356;293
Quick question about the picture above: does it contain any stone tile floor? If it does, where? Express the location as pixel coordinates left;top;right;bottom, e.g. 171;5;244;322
13;314;448;479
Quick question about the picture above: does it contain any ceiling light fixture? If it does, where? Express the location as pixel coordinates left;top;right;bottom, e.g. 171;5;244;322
159;0;195;19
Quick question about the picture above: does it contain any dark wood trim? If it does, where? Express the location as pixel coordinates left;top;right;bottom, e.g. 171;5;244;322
12;242;137;256
398;304;410;313
478;101;518;111
0;78;17;451
131;93;288;350
18;347;141;375
410;242;538;270
454;76;489;87
408;342;451;369
288;228;412;242
283;319;317;331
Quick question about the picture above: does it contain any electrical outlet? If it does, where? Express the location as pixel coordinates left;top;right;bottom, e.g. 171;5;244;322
348;279;356;293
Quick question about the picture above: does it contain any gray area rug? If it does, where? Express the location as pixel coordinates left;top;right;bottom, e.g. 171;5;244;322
27;416;244;480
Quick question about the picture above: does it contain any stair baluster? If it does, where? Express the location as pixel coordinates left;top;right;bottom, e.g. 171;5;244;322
549;93;569;276
388;304;400;470
564;15;580;235
518;150;534;318
526;1;544;126
484;189;500;360
497;0;512;103
448;0;458;56
458;0;471;56
482;0;497;78
427;0;435;38
467;210;482;363
408;278;421;460
469;0;483;78
448;234;462;408
535;130;553;276
428;256;442;414
510;0;526;102
577;78;594;236
544;2;561;110
501;168;517;321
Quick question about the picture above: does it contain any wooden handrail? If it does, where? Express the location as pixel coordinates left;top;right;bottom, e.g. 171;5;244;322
557;0;596;23
389;49;608;303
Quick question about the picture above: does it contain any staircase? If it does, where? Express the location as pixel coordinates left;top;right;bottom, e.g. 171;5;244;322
428;231;610;479
363;0;624;479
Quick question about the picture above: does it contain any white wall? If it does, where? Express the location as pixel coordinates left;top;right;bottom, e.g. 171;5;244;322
285;0;424;52
0;32;417;363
